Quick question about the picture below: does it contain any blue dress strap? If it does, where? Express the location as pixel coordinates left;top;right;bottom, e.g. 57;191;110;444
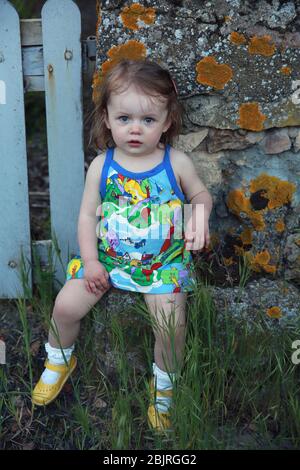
163;144;185;201
100;147;114;200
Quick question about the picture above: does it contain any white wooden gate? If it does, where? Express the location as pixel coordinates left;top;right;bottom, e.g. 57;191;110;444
0;0;86;298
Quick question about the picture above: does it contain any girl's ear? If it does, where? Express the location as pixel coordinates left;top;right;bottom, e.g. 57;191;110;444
163;116;172;133
104;109;111;129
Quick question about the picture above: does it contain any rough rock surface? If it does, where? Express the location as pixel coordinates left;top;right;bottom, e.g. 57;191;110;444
96;0;300;129
95;1;300;293
210;276;300;330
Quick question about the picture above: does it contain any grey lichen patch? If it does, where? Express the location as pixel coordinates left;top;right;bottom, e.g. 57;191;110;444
211;277;300;331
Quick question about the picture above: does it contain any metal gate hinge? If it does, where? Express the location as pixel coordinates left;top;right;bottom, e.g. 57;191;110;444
82;36;96;73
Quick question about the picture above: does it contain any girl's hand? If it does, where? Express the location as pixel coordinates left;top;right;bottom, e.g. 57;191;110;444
184;211;210;254
84;259;111;295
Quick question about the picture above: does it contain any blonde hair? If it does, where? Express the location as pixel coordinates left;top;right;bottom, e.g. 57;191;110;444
88;59;182;151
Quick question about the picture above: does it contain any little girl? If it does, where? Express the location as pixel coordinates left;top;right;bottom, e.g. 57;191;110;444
32;59;212;431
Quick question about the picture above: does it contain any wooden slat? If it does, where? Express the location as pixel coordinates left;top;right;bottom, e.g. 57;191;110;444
21;19;44;91
21;19;44;92
22;45;44;91
22;45;44;76
23;75;45;92
20;19;42;46
42;0;84;287
0;0;32;298
20;33;95;92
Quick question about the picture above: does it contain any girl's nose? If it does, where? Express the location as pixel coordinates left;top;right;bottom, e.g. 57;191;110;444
130;120;141;134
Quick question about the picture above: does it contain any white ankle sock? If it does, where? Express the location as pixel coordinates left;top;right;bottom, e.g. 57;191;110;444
152;362;176;413
41;342;74;385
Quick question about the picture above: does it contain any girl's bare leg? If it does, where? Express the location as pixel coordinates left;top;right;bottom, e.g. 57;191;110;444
143;293;187;372
48;279;110;348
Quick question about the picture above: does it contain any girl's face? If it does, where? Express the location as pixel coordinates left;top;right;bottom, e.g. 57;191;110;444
105;85;171;158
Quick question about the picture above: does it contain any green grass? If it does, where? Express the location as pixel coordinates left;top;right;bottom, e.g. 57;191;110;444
0;246;300;449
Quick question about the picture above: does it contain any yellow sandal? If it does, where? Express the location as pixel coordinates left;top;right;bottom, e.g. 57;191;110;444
147;378;173;431
32;355;77;406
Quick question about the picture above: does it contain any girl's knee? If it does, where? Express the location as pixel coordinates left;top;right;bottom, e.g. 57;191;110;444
52;280;107;322
53;293;77;323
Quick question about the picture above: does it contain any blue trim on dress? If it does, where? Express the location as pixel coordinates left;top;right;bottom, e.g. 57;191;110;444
101;145;185;202
100;147;113;199
110;147;166;179
164;145;185;202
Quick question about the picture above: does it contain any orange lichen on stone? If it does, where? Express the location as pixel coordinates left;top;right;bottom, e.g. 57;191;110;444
92;70;103;103
280;65;292;75
249;173;296;210
227;189;265;231
120;3;156;31
254;250;270;265
227;173;295;242
266;306;282;319
251;212;266;231
92;40;147;102
248;35;276;56
275;219;285;233
244;252;258;271
237;102;266;131
227;189;250;215
230;32;247;45
102;40;147;75
250;250;277;274
196;56;233;90
95;0;101;41
234;245;244;256
240;228;253;245
264;264;277;273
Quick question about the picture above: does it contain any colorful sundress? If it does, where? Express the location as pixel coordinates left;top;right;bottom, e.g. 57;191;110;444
66;145;197;294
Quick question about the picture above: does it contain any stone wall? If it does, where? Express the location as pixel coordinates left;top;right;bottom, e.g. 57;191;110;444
94;0;300;288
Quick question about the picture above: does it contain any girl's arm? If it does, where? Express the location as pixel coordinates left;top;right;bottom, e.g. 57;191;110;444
176;150;213;214
77;155;103;263
77;155;110;294
176;150;213;251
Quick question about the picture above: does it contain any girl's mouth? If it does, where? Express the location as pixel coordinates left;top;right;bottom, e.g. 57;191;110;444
128;141;142;146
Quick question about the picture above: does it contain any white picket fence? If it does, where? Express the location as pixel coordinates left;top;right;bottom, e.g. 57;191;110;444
0;0;92;298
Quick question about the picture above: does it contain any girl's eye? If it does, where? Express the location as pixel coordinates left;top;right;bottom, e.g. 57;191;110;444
118;116;129;122
144;117;155;124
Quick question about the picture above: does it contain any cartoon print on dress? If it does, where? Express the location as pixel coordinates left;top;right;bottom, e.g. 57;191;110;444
98;196;193;291
66;148;197;293
98;166;193;291
106;173;164;228
106;229;120;250
66;256;84;280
